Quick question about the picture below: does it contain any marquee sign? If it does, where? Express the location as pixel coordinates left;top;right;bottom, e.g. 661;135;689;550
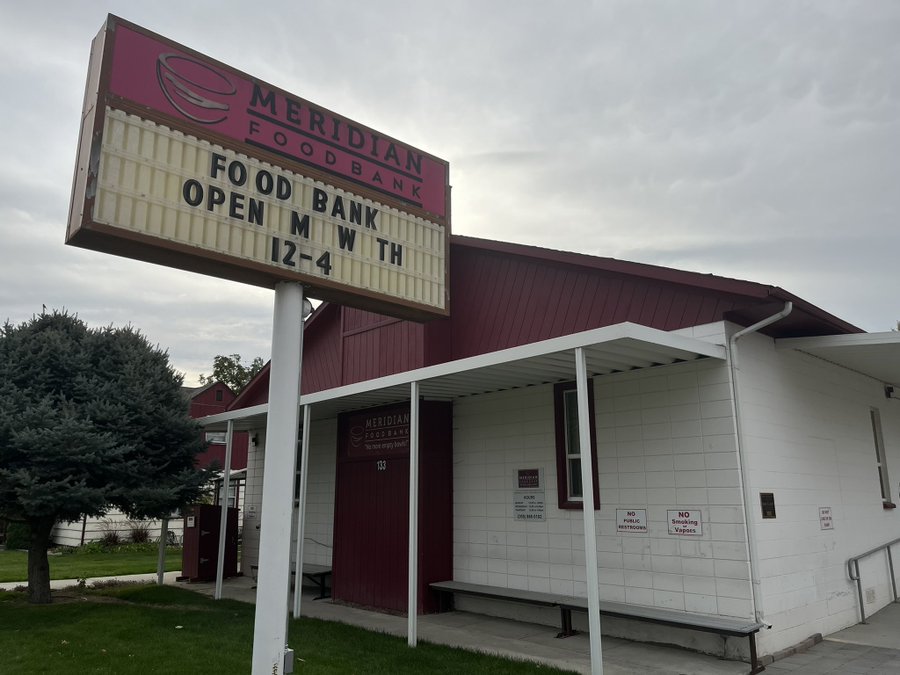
67;15;450;319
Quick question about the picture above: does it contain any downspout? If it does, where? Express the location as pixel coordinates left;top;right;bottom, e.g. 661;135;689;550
727;301;792;626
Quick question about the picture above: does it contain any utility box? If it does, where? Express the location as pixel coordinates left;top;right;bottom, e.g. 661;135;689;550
182;504;239;582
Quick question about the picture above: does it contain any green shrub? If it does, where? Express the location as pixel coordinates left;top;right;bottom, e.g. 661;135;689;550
100;530;121;547
4;522;31;550
78;541;109;554
128;522;151;544
76;541;181;555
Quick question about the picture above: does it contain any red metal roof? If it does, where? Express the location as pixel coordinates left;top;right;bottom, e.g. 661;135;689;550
232;235;862;406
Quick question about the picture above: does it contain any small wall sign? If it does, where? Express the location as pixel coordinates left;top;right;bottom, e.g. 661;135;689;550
616;509;648;533
667;510;702;536
513;491;545;521
517;468;542;489
819;507;834;530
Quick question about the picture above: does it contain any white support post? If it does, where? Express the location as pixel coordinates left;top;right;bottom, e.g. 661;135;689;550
293;404;312;618
252;282;305;675
575;347;604;675
407;381;420;647
215;419;235;600
157;517;168;585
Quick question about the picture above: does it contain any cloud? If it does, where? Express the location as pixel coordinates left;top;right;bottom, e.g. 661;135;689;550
1;0;898;386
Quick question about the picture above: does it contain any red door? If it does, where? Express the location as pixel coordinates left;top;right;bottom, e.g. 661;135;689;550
333;402;451;613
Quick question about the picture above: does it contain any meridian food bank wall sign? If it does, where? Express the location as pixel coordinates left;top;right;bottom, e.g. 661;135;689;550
67;15;450;319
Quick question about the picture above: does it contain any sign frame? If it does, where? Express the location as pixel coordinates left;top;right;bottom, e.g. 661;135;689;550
666;509;703;536
67;15;450;320
513;490;546;521
615;509;648;534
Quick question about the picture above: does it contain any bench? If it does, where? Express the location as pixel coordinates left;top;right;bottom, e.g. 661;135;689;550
430;580;766;674
249;563;332;600
297;563;332;599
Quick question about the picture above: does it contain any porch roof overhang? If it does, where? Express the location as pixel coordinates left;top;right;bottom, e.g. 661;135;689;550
776;331;900;389
198;321;727;431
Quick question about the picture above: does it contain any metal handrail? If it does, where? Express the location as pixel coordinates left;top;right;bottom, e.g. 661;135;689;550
847;537;900;624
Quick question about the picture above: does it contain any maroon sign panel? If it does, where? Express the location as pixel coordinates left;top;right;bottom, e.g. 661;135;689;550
101;15;448;224
344;407;411;458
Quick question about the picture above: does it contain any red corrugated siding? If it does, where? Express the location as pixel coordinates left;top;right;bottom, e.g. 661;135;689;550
189;383;234;418
194;434;248;470
230;367;269;408
231;236;857;406
301;305;342;394
446;248;758;359
340;309;425;386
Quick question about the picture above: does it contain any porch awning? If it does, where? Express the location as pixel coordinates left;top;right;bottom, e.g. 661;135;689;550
776;331;900;388
198;321;726;429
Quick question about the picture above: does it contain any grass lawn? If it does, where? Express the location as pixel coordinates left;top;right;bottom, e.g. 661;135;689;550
0;547;181;583
0;584;576;674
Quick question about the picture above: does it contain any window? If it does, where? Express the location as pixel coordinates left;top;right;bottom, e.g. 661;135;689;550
205;431;227;445
215;389;224;402
871;408;895;508
217;483;238;508
553;381;600;510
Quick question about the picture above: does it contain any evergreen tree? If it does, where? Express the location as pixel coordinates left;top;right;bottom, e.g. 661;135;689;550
0;311;209;603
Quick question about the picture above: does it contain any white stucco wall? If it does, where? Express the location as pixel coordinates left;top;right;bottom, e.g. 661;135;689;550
734;329;900;650
450;350;755;656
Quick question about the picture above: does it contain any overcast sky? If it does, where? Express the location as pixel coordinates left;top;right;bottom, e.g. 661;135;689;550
1;1;898;385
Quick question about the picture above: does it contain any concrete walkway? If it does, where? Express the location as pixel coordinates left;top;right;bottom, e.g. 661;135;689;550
764;602;900;675
5;572;899;673
184;575;746;675
185;577;900;674
0;571;181;591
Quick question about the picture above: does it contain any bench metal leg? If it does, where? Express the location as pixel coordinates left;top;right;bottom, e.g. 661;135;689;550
748;633;764;674
435;590;454;613
556;608;577;638
302;573;331;600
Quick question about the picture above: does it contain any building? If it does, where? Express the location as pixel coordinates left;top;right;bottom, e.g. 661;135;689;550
202;235;900;663
187;381;250;515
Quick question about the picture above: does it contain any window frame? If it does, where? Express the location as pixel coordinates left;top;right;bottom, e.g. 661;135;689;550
553;380;600;510
870;407;895;509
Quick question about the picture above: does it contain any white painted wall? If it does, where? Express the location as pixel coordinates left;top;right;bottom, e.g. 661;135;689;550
243;419;337;575
242;430;265;570
290;418;337;567
51;510;184;547
734;329;900;651
450;353;756;656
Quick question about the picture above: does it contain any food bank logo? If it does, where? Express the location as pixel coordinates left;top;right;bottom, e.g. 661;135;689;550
349;426;365;448
156;53;236;124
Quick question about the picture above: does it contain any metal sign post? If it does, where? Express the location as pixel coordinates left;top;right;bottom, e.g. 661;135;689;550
252;282;305;675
